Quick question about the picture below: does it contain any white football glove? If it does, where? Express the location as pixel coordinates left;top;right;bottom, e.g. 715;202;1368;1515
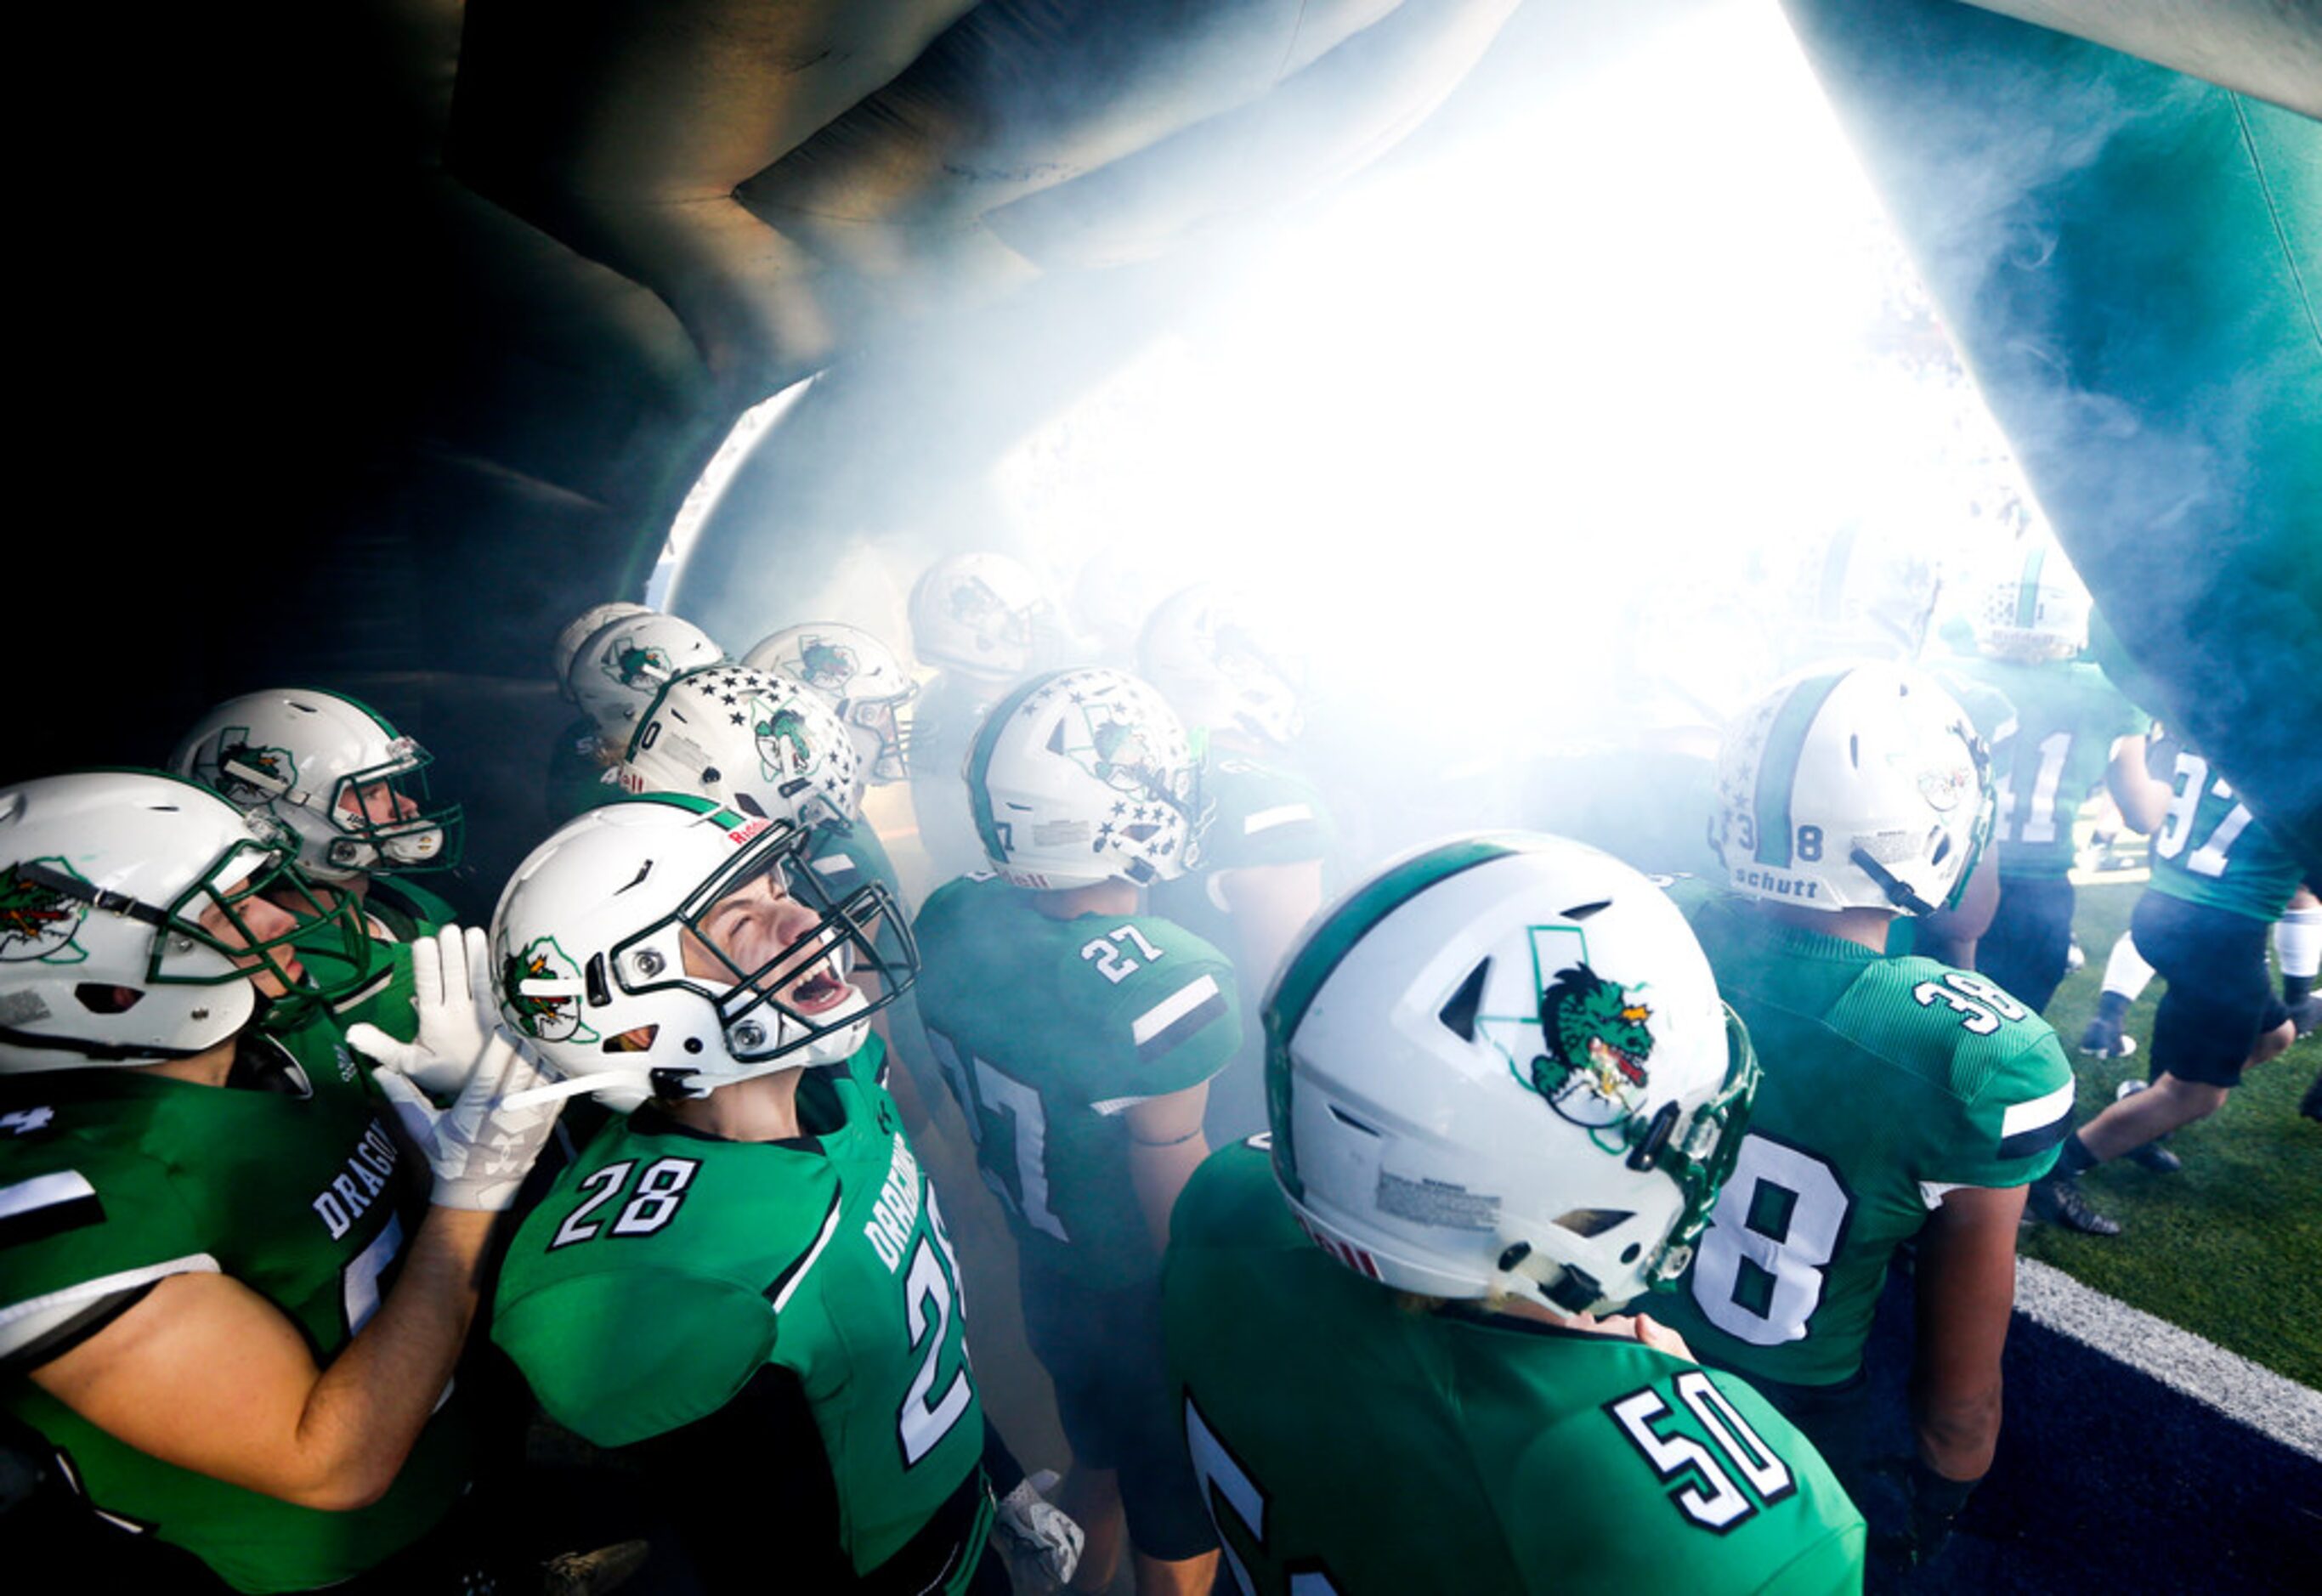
373;1032;562;1211
347;925;495;1099
994;1470;1083;1588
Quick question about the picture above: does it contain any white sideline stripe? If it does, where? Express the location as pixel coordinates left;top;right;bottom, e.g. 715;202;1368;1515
1131;975;1221;1045
2002;1080;2075;1137
0;1170;94;1220
2014;1258;2322;1461
1243;803;1312;835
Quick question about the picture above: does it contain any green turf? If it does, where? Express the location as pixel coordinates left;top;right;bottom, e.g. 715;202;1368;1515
2014;873;2322;1393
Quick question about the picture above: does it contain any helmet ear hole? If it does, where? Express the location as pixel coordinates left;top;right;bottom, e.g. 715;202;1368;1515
1437;959;1490;1044
74;984;144;1016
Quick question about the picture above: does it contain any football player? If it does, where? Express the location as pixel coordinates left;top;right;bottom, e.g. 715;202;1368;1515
906;551;1061;883
1951;541;2150;1014
1646;663;2076;1566
173;687;467;1044
745;620;920;792
0;772;556;1592
547;603;723;825
914;666;1238;1596
1138;584;1335;1144
2029;742;2308;1230
485;795;1012;1593
1163;833;1866;1593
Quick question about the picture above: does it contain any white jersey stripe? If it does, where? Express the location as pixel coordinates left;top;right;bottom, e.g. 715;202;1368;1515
2014;1259;2322;1461
0;1254;223;1361
0;1170;95;1221
769;1197;844;1315
2002;1079;2076;1139
1243;804;1314;835
1131;975;1223;1047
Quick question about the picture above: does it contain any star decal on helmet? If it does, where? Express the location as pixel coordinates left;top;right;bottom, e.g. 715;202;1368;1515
501;937;598;1044
1525;963;1655;1131
0;859;90;965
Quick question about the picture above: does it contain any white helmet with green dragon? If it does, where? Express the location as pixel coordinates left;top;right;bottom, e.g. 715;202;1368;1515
1264;833;1758;1315
0;772;372;1071
1137;583;1306;748
570;613;724;743
489;795;917;1107
966;667;1204;890
743;622;919;784
909;551;1053;682
619;665;862;831
553;601;654;701
173;688;463;884
1713;662;1991;916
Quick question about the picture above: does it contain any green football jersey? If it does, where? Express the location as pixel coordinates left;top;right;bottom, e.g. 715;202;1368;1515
491;1040;990;1586
546;714;623;825
1164;1145;1866;1595
0;1019;472;1593
912;874;1240;1290
2147;747;2306;923
288;882;453;1047
1953;658;2146;879
1653;886;2075;1387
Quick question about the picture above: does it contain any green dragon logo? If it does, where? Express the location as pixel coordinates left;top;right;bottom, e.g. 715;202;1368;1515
603;637;672;690
216;730;297;801
500;937;597;1043
754;701;817;781
799;638;857;693
1526;964;1655;1129
1087;714;1158;795
0;861;89;965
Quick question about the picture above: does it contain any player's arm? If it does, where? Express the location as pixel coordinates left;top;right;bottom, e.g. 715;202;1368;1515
2105;733;2171;832
1216;859;1325;993
28;1204;496;1511
1125;1085;1210;1253
1907;1181;2025;1481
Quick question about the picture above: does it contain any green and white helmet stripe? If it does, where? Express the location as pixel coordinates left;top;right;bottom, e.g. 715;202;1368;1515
1746;670;1849;873
1265;834;1524;1200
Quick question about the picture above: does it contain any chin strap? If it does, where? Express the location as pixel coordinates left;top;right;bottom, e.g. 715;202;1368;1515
1849;846;1938;917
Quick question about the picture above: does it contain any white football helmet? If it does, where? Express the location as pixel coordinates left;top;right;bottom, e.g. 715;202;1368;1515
1713;662;1991;915
570;613;724;742
173;689;462;884
553;601;654;701
1137;584;1305;747
967;667;1204;890
619;665;861;830
743;623;919;784
1266;833;1758;1314
489;795;916;1106
1975;540;2093;662
1787;521;1945;668
0;772;372;1072
909;552;1052;682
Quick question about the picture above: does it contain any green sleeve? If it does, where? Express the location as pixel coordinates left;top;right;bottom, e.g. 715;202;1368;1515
0;1145;212;1339
1204;761;1335;873
1097;921;1242;1101
1932;1027;2076;1189
493;1267;776;1448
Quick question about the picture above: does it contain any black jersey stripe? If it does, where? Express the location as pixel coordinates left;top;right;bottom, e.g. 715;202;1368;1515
0;1171;104;1250
1999;1115;2075;1161
1134;987;1229;1062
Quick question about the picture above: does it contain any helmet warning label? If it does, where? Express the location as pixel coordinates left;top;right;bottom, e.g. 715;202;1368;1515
1377;1171;1499;1232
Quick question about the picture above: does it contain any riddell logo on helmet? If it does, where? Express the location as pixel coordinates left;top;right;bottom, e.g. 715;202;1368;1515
1734;868;1821;899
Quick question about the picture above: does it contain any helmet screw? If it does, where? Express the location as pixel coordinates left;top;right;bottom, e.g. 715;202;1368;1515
683;1037;705;1054
732;1021;767;1050
635;949;665;978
